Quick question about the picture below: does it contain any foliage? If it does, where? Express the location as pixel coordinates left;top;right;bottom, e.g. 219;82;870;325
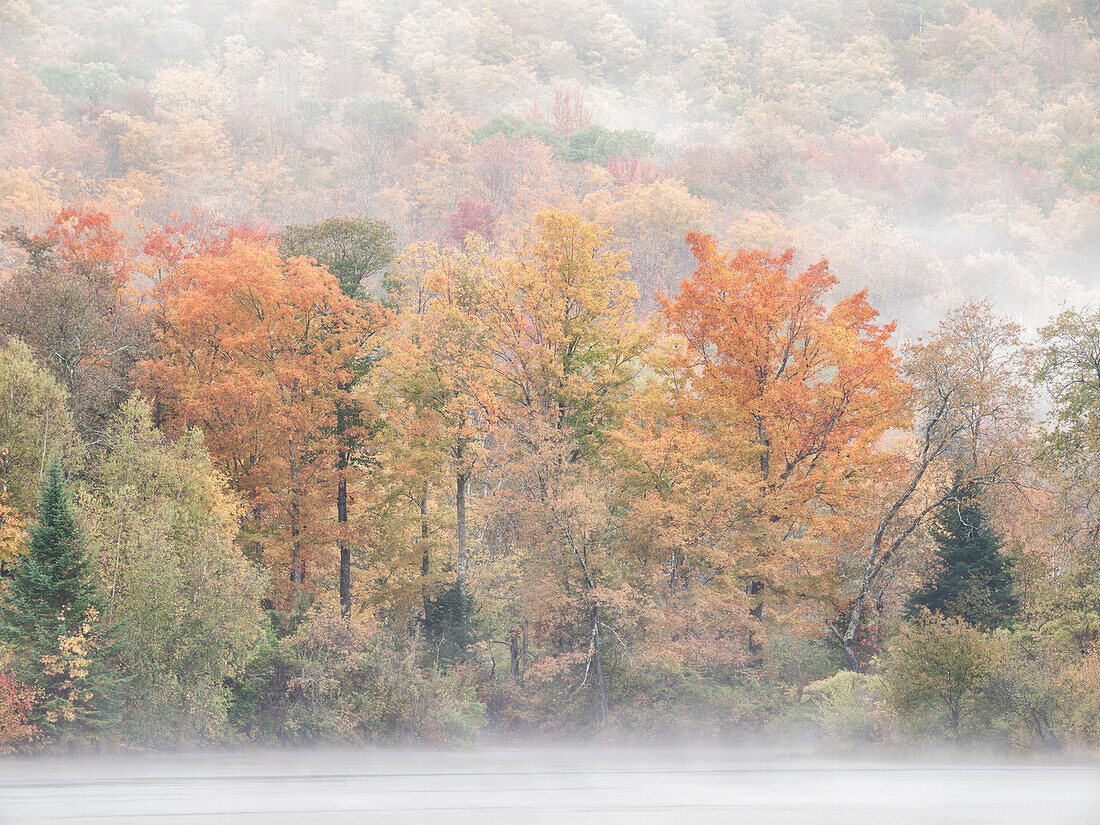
476;211;651;725
0;337;80;518
139;236;379;607
836;302;1032;670
472;114;565;151
0;209;147;440
0;0;1098;753
661;233;906;627
343;96;416;139
606;667;781;743
801;671;888;743
563;126;655;165
445;198;498;244
423;580;474;667
0;502;27;572
77;399;267;746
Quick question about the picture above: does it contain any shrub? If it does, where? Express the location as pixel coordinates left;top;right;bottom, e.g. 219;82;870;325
0;655;37;752
881;614;1002;744
800;671;887;743
231;600;484;746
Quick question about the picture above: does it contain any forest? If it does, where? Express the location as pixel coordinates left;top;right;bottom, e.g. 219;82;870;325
0;0;1098;752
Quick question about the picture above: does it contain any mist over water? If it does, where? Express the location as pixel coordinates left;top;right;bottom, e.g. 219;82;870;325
2;748;1098;825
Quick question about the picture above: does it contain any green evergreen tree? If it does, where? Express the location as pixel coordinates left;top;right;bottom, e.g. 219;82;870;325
0;457;118;741
908;478;1019;629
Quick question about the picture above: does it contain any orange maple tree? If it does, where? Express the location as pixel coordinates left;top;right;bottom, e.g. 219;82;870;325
139;235;373;606
660;234;908;623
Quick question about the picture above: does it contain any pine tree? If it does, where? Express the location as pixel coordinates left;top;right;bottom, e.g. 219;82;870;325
0;457;117;741
908;478;1018;630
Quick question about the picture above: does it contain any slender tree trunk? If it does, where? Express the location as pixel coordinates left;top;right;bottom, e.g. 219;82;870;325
289;443;303;607
837;422;951;671
419;488;430;620
841;567;872;671
748;412;771;635
290;497;303;599
420;493;430;573
338;472;350;619
510;629;521;682
336;389;352;620
456;471;468;600
755;414;770;482
591;605;609;725
521;619;528;687
747;580;765;658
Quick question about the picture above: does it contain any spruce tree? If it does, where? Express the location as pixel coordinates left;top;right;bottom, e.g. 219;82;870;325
0;457;117;740
908;477;1018;629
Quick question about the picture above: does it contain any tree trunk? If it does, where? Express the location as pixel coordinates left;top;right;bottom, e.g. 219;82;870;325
510;630;521;682
591;606;609;725
748;412;770;639
289;442;303;607
755;414;770;482
841;580;868;671
747;580;765;658
522;619;528;687
338;473;350;620
456;471;468;599
419;489;430;620
336;386;352;620
290;497;303;598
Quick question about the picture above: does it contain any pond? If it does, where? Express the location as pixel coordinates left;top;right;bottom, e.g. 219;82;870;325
1;747;1097;824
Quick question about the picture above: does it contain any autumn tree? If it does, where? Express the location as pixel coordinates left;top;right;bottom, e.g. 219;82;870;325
279;217;397;301
475;211;651;722
139;235;369;608
445;198;499;245
0;337;80;519
609;371;760;685
883;614;1001;744
661;234;907;643
0;209;147;441
1035;306;1100;554
0;657;36;751
0;337;80;576
583;180;711;312
381;240;493;648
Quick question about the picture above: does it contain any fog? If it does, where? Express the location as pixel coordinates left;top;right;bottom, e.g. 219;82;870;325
3;748;1099;824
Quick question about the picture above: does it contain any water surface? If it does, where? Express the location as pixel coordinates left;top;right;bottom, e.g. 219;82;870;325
1;748;1097;824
